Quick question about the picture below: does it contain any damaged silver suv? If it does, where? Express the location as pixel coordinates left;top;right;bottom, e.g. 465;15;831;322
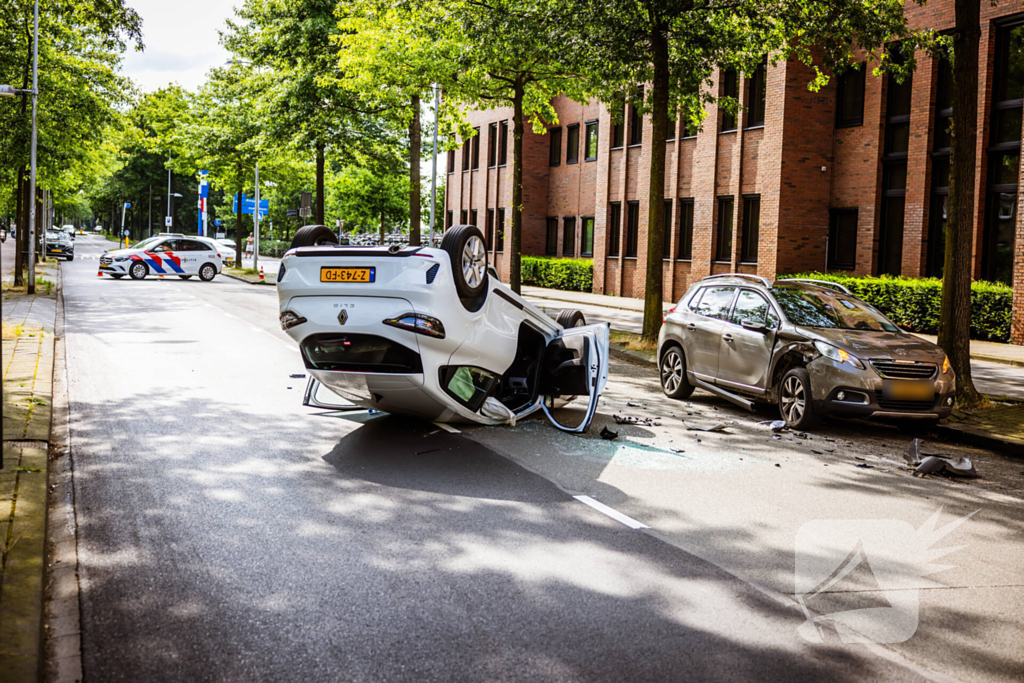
657;274;955;430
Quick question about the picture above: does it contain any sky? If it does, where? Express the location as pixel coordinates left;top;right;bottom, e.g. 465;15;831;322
119;0;238;93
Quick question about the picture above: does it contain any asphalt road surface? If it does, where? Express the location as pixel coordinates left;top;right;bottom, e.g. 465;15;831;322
59;235;1023;682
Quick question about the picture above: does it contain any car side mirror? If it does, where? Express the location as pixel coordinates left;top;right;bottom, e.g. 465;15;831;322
741;318;767;333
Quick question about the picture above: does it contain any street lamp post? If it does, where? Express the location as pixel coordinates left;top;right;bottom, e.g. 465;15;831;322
429;84;440;248
1;0;39;294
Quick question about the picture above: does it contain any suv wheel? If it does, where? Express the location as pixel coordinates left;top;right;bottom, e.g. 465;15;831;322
290;225;339;250
441;224;488;301
779;368;819;430
660;345;695;399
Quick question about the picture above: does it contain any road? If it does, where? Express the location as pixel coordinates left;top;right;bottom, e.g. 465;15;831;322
57;235;1023;682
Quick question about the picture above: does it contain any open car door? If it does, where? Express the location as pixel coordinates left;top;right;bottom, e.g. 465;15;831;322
538;322;610;433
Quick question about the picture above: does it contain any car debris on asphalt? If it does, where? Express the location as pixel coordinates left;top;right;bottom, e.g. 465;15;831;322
905;438;980;478
614;415;661;426
599;426;619;440
684;422;730;433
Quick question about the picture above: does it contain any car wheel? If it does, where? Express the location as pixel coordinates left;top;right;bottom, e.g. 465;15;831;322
198;263;216;282
441;224;488;300
111;274;124;279
660;345;695;399
896;419;939;435
129;261;148;280
178;274;193;280
66;254;74;261
779;368;820;430
555;309;586;328
290;224;339;250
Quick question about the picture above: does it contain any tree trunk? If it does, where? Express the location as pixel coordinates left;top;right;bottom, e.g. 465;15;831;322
642;21;670;343
510;79;525;294
409;94;422;246
235;173;245;267
315;143;325;225
14;167;25;286
939;0;982;407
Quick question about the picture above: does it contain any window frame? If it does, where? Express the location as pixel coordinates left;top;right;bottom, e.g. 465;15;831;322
611;104;625;149
662;199;673;259
447;149;455;174
495;208;505;252
470;128;481;170
827;208;858;270
461;140;470;172
584;121;599;161
562;216;576;256
446;210;453;229
625;201;640;257
486;209;495;249
740;195;760;264
566;123;580;164
745;58;767;129
469;209;477;227
715;196;734;261
580;216;594;256
720;68;739;132
498;121;509;166
836;66;866;128
677;198;694;260
608;202;622;256
629;87;644;146
549;127;562;166
545;217;558;255
487;122;498;168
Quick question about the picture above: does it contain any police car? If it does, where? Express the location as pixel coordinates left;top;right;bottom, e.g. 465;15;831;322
98;233;223;281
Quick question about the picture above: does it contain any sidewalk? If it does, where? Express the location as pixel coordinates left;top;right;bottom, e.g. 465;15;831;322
1;276;57;681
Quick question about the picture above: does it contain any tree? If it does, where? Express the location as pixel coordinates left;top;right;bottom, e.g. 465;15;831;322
330;165;409;238
571;0;934;343
340;0;585;294
938;0;982;407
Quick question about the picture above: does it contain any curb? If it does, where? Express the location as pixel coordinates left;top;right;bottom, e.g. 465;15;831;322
221;271;275;286
609;345;656;367
935;423;1024;458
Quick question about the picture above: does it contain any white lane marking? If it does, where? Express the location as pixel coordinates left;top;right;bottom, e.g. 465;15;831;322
432;421;461;434
573;495;649;529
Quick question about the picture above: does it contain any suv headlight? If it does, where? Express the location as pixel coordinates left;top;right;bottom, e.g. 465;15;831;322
114;256;129;262
813;341;865;369
942;355;951;374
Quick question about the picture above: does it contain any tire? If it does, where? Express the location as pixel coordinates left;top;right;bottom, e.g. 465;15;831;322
198;263;216;282
129;261;148;280
111;274;124;279
896;419;939;435
66;254;74;262
290;225;339;250
660;344;695;399
778;368;820;430
555;309;586;328
178;275;193;280
440;224;488;300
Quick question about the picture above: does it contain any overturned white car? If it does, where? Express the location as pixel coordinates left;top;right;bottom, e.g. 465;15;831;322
276;224;609;433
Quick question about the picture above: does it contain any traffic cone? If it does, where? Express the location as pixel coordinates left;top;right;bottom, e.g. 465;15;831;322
259;265;265;282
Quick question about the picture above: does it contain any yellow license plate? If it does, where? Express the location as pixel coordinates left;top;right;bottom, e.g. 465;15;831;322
320;267;375;283
53;248;62;252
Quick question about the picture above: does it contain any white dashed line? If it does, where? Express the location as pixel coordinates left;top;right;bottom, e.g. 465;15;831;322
573;495;649;529
432;421;461;434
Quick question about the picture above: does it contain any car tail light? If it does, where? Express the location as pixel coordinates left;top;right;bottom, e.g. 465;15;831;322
280;310;307;330
663;307;675;324
383;313;446;339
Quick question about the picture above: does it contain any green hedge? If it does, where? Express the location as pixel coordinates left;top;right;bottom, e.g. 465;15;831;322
259;240;290;258
521;256;594;292
778;272;1013;343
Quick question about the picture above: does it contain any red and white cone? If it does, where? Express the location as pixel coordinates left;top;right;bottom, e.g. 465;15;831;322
259;265;265;282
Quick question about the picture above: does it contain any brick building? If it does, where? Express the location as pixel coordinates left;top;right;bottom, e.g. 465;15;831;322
444;0;1024;344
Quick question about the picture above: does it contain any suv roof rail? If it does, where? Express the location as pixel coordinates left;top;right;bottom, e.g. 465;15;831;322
779;278;853;295
701;273;771;288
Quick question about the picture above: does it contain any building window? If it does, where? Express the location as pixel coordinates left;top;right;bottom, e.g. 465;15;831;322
469;209;477;227
446;210;453;229
879;52;911;276
983;21;1023;284
836;67;866;127
721;68;739;131
612;103;625;149
487;122;498;167
928;56;952;278
486;209;494;248
461;139;470;171
581;217;594;256
677;199;694;260
716;197;734;261
546;217;558;255
563;217;576;256
828;209;858;270
498;121;508;166
629;87;644;146
447;149;455;174
666;111;677;141
662;199;673;258
625;201;640;257
460;209;467;224
608;202;621;256
549;127;562;166
495;208;505;252
566;124;580;164
584;121;598;161
740;196;760;263
746;58;767;127
470;127;480;169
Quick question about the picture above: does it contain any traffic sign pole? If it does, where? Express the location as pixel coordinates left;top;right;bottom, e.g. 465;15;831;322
254;163;259;274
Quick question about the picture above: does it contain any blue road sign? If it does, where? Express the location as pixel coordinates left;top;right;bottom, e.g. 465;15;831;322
233;193;269;217
215;219;222;227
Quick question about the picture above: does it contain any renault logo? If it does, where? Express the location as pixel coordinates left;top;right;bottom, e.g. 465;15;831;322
338;309;348;325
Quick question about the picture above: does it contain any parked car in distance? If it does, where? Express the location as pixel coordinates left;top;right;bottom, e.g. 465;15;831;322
44;230;74;260
61;224;75;241
277;224;610;432
98;234;222;281
658;274;955;431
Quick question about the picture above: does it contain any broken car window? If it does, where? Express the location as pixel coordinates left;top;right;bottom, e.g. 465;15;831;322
442;366;497;411
771;287;899;332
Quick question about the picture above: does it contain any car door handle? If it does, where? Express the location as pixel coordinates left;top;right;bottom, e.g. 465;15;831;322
686;323;697;330
723;334;734;342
